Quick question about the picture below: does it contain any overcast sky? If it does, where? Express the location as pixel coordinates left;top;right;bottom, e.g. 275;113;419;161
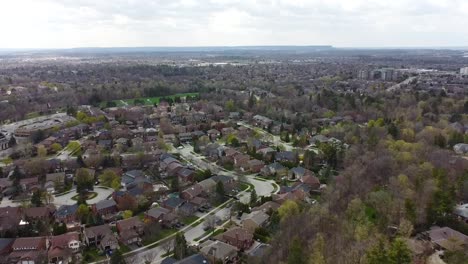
1;0;468;49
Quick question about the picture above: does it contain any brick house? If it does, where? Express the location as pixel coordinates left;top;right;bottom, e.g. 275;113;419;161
214;227;254;251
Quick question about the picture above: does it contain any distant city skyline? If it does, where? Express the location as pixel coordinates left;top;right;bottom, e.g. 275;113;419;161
2;0;468;49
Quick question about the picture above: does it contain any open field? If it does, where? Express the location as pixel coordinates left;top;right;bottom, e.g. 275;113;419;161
100;93;199;107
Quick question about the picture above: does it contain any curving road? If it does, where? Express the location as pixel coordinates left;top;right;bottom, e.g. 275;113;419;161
53;186;114;206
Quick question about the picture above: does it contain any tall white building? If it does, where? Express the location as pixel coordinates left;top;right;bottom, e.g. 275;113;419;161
460;67;468;76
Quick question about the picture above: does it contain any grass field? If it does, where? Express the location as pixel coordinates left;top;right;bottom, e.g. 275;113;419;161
101;93;199;107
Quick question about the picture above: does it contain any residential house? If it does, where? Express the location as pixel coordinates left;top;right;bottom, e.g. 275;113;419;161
167;163;184;177
0;238;14;260
260;162;288;178
162;197;186;212
45;172;65;193
116;217;144;245
48;232;81;264
233;154;250;170
241;211;269;232
252;201;281;213
19;177;40;194
247;139;264;152
248;159;265;173
145;207;170;223
192;130;205;139
91;200;118;217
178;203;197;217
177;168;196;185
424;226;468;251
55;204;79;224
228;112;241;120
454;143;468;155
273;188;308;204
24;207;54;222
160;156;179;171
288;167;313;181
121;170;144;186
83;225;119;252
126;177;153;193
455;203;468;223
199;240;238;263
181;184;204;201
0;207;21;235
247;243;271;259
189;197;209;209
178;132;193;143
253;115;272;129
211;175;237;193
161;212;179;228
0;178;13;194
113;191;138;212
203;143;224;160
214;227;254;251
221;127;235;136
207;129;221;141
197;178;217;194
309;135;330;145
170;254;210;264
256;147;275;161
163;134;177;144
275;151;297;164
300;175;321;190
8;237;47;264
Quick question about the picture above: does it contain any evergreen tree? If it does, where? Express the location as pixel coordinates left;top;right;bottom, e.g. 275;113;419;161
366;239;389;264
434;133;447;148
388;238;412;264
216;181;225;195
250;188;258;206
8;136;16;147
387;123;399;139
288;237;305;264
31;190;43;207
309;234;326;264
173;232;188;260
248;94;256;109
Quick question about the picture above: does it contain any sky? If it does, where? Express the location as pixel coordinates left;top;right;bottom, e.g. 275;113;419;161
1;0;468;49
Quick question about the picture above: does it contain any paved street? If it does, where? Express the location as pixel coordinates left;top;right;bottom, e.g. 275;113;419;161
174;144;278;200
53;186;114;206
0;186;114;208
236;121;294;151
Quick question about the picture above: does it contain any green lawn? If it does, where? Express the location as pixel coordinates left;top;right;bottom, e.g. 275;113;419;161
143;229;177;246
181;216;200;225
71;192;98;201
101;93;199;107
240;182;254;192
194;227;226;242
119;243;131;253
82;248;106;263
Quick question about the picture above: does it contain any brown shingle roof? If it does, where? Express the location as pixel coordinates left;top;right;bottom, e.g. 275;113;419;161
24;207;50;219
12;237;46;251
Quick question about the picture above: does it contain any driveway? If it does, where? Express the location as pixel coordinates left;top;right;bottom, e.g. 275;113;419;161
53;186;114;206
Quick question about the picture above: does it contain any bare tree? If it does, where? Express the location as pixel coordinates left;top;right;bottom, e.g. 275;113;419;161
162;238;174;255
204;215;217;232
142;250;159;264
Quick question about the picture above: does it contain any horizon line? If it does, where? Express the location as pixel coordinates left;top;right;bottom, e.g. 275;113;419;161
1;45;468;51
